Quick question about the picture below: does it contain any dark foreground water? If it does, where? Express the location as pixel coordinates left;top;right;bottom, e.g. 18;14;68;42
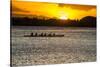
11;26;96;66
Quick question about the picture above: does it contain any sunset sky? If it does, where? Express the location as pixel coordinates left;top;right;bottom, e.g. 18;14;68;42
12;0;96;20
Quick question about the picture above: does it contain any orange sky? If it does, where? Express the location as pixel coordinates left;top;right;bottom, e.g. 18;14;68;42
12;1;96;20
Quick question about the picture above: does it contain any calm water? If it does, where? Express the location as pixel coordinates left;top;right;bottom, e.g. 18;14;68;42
11;26;96;66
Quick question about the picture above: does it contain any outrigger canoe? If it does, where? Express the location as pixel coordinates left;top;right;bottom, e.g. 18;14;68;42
24;34;64;37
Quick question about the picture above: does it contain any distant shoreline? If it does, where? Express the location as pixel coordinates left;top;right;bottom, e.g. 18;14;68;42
11;26;96;31
11;26;96;28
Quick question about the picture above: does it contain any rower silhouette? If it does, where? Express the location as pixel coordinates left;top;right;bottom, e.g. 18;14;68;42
30;32;33;36
35;32;38;36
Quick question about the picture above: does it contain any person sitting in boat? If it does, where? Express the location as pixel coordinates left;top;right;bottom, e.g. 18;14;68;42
40;33;43;36
44;33;46;36
48;33;52;36
52;33;55;36
30;32;34;36
35;33;38;36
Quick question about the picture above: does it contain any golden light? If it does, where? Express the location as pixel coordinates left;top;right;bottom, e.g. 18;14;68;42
59;15;68;20
12;1;96;20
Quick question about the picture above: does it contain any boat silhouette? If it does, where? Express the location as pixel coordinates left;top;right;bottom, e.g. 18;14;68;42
24;32;64;37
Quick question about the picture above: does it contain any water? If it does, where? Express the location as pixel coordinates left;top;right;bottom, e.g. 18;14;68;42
11;26;96;66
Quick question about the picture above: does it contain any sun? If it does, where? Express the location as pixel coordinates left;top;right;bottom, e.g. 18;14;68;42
59;15;68;20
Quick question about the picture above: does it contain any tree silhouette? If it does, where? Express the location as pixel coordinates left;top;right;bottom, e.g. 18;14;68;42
11;16;96;27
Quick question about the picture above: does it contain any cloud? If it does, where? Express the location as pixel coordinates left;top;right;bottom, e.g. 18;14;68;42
12;6;29;13
58;3;96;11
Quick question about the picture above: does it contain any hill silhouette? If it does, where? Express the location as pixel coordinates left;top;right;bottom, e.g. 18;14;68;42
79;16;96;27
11;16;96;27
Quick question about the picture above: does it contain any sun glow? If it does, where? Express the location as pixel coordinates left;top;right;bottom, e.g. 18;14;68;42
12;1;96;20
59;15;68;20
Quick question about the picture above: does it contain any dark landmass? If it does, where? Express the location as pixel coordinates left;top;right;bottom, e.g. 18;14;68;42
11;16;96;27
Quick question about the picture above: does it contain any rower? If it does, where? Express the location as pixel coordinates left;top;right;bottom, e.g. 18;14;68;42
30;32;33;36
